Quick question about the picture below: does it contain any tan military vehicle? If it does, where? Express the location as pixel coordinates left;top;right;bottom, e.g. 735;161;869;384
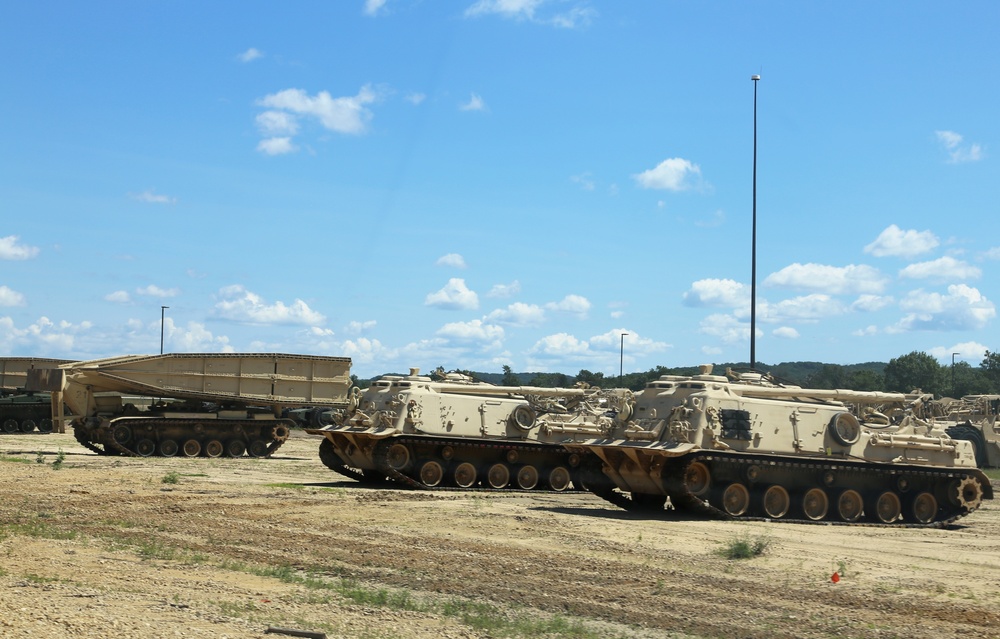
305;367;631;490
26;353;352;457
0;357;75;434
560;365;991;526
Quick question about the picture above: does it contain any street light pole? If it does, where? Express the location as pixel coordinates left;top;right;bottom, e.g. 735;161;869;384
619;332;629;386
750;73;760;370
160;306;169;355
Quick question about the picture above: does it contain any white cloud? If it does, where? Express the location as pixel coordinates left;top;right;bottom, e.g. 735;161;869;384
545;294;590;318
436;253;467;269
256;111;299;136
459;93;487;112
772;326;799;339
633;158;702;191
899;256;981;282
436;319;505;345
935;130;984;163
343;320;376;335
864;224;939;258
258;85;380;135
0;236;40;260
406;92;426;105
130;189;177;205
136;285;179;298
928;341;990;365
104;290;131;304
487;280;521;298
764;263;888;295
213;284;326;325
698;313;750;345
464;0;595;28
766;294;845;322
529;332;590;357
890;285;996;332
257;137;297;155
589;329;670;354
170;320;233;352
238;48;263;62
683;279;749;308
485;302;545;327
424;278;479;310
850;294;893;312
363;0;388;16
0;286;27;307
983;247;1000;261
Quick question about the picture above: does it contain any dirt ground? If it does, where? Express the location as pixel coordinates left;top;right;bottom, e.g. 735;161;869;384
2;430;1000;639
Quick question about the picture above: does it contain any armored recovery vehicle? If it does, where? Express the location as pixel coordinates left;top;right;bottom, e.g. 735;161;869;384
558;365;991;526
305;367;632;491
26;353;352;457
1;357;75;434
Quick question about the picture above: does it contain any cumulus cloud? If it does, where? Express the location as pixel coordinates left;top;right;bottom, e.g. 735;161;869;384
436;319;505;345
772;326;800;339
529;332;590;357
0;285;27;307
170;320;233;352
255;85;382;153
487;280;521;298
459;93;487;112
935;130;984;163
424;278;479;310
238;48;262;62
130;189;177;205
135;285;179;298
0;236;40;260
889;284;996;332
851;294;893;312
864;224;939;258
363;0;388;16
766;294;845;322
764;263;888;295
545;294;590;318
257;137;297;155
343;320;376;335
104;290;131;304
928;341;990;364
213;284;326;325
899;256;981;282
698;313;752;345
589;329;670;354
436;253;467;269
464;0;595;28
683;279;749;308
485;302;546;327
633;158;702;191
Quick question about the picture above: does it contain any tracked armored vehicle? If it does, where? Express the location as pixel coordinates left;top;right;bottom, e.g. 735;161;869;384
26;353;352;457
559;365;991;526
305;368;632;491
1;358;75;434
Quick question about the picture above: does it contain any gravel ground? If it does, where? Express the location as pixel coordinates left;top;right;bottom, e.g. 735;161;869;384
2;430;1000;639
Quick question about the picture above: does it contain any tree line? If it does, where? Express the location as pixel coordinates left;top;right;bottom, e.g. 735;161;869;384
358;350;1000;400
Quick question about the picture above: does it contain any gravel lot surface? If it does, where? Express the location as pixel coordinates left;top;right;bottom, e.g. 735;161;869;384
2;430;1000;639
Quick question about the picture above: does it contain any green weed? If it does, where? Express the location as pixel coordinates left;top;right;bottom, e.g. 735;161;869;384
717;532;771;560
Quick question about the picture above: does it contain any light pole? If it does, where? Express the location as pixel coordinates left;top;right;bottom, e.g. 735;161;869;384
160;306;169;354
952;352;960;397
619;332;629;386
750;73;760;370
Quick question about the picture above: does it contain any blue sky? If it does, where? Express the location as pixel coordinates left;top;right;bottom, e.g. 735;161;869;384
2;1;998;378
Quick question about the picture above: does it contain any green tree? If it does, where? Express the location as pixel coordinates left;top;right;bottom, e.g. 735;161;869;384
981;350;1000;392
844;369;884;392
805;364;846;389
501;365;520;386
883;351;943;395
576;369;605;388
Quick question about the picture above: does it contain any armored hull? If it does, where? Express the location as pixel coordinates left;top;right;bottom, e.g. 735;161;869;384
306;368;631;491
26;353;352;457
0;358;74;434
560;367;992;526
